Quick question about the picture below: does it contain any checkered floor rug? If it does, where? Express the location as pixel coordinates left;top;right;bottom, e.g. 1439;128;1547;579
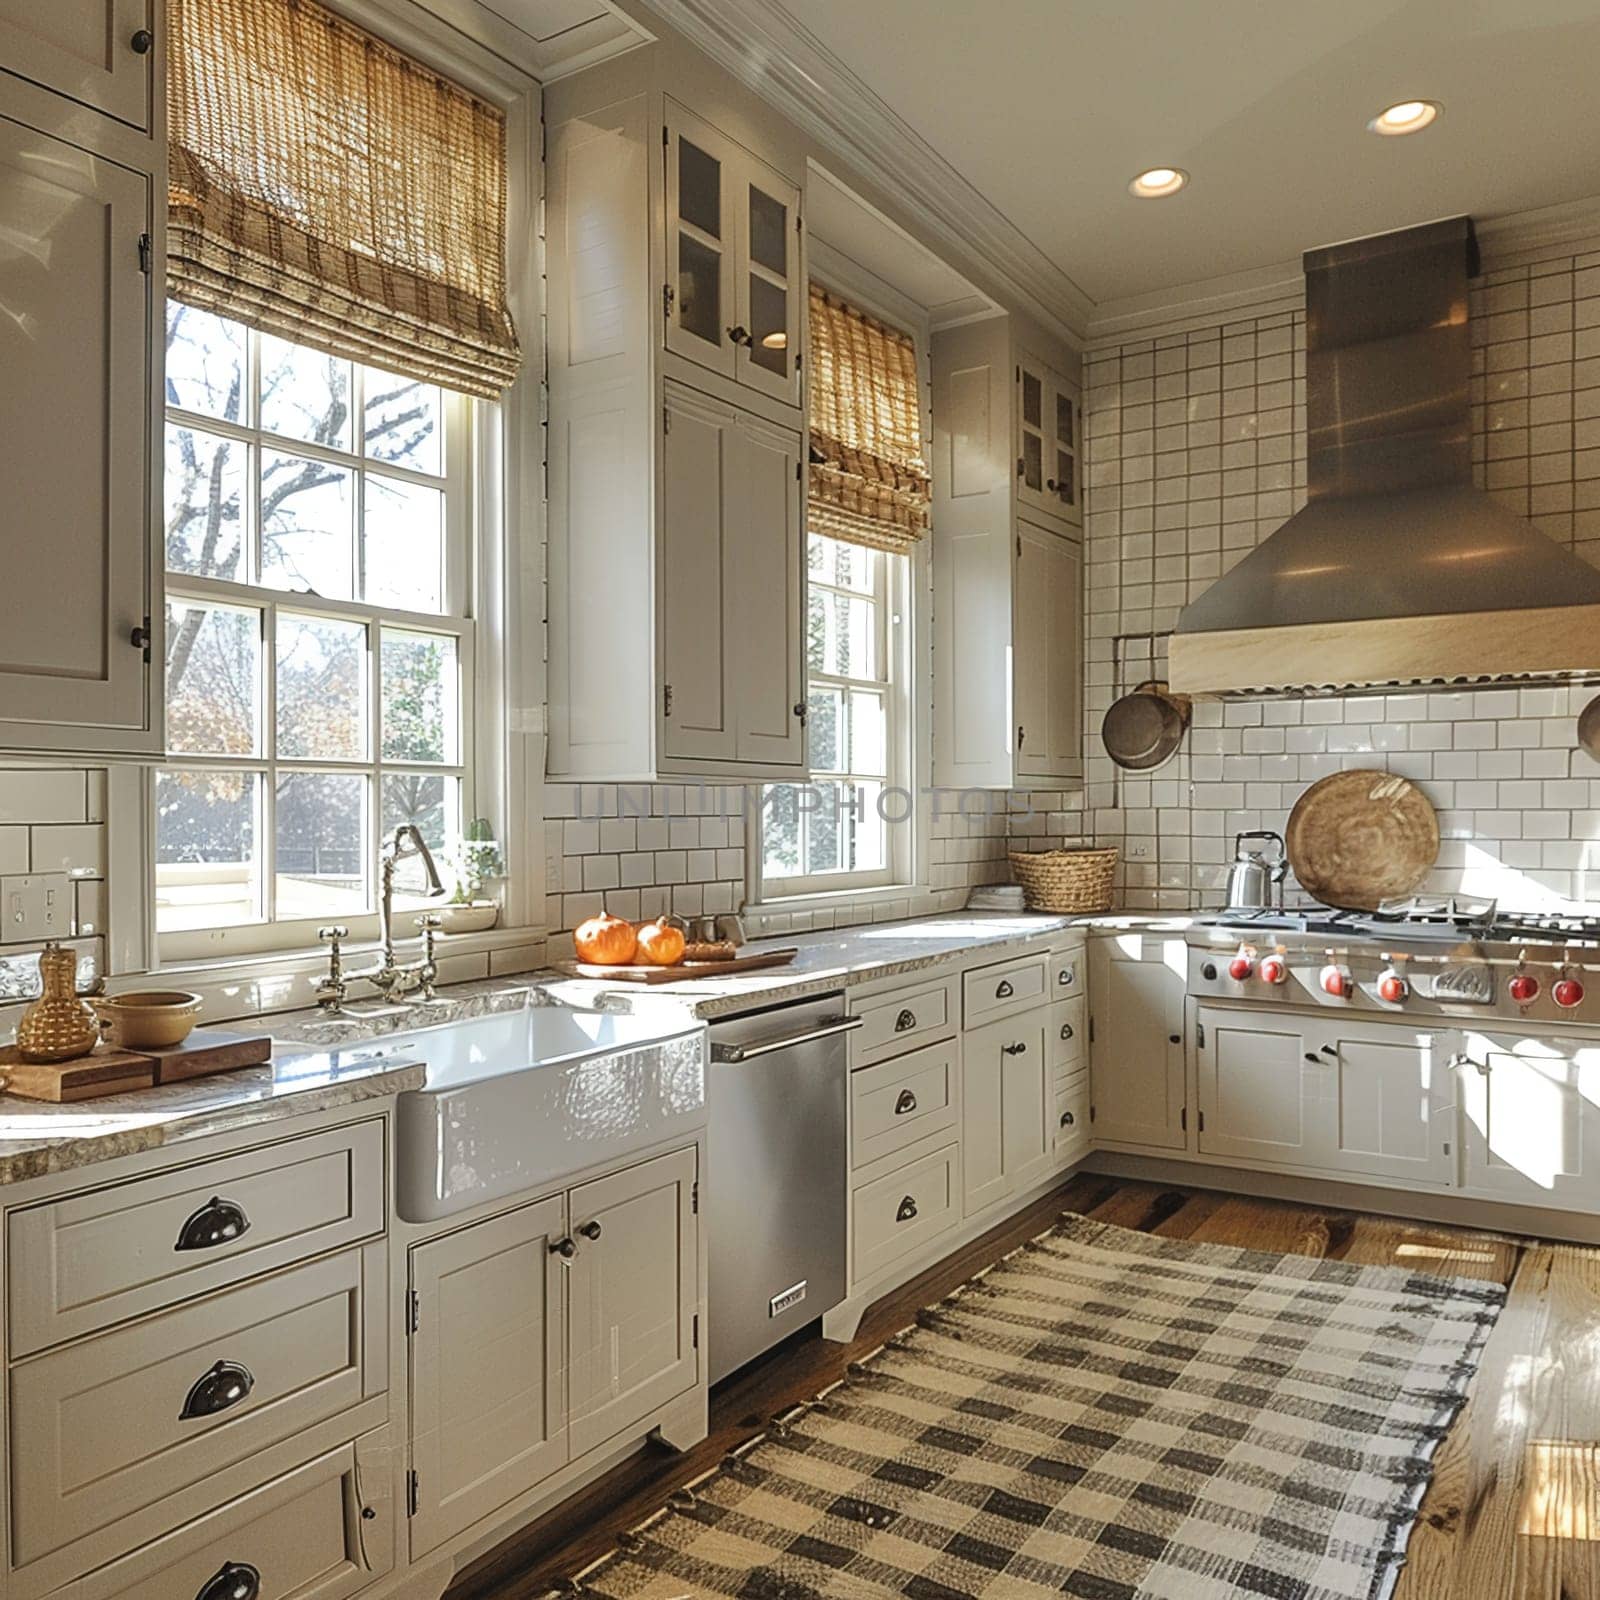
554;1214;1504;1600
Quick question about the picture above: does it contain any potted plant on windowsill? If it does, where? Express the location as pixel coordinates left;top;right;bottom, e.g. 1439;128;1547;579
441;818;504;933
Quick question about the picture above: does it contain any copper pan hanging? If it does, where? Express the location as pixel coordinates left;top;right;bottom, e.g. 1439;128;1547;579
1101;681;1191;770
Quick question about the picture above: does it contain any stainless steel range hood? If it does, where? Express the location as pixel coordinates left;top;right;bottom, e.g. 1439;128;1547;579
1168;216;1600;696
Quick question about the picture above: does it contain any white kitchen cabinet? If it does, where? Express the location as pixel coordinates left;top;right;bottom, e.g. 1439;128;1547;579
1195;1006;1313;1166
962;1010;1050;1217
1015;354;1082;529
1458;1029;1600;1213
0;0;152;129
546;84;808;781
0;106;159;756
1015;518;1084;780
931;316;1083;787
666;99;802;409
567;1148;699;1459
1318;1017;1452;1186
407;1197;569;1558
1088;935;1188;1150
660;383;804;769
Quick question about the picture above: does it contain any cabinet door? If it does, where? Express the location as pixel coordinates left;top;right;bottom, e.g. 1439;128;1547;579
1317;1018;1452;1185
1014;521;1083;781
665;102;738;380
1195;1005;1313;1166
407;1196;567;1558
0;0;151;128
1088;936;1187;1149
0;116;152;745
660;385;735;762
962;1011;1048;1216
728;413;805;767
733;155;802;407
1459;1030;1600;1213
568;1148;699;1459
1016;358;1081;528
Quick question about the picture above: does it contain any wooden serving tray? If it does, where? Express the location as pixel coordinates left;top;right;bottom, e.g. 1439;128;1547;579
0;1030;273;1102
553;947;799;984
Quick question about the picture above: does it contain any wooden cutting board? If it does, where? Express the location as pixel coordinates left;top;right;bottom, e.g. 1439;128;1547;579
553;947;799;984
0;1030;273;1101
1285;769;1440;911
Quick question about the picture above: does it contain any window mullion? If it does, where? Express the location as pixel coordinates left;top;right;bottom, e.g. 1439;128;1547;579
262;599;278;923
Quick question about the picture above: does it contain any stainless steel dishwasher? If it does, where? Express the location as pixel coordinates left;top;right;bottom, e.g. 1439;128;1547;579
707;993;859;1383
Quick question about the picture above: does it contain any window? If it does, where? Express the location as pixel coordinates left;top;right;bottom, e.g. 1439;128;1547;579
761;534;910;894
156;303;473;947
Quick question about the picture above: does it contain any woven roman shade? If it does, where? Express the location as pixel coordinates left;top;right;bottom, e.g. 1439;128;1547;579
167;0;520;398
807;285;930;555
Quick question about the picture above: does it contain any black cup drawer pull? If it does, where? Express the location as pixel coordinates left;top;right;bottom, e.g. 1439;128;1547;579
1058;968;1075;986
1060;1022;1074;1041
995;979;1014;999
894;1089;918;1116
180;1360;255;1421
1060;1110;1076;1128
196;1563;260;1600
894;1008;917;1032
895;1195;918;1223
175;1195;250;1252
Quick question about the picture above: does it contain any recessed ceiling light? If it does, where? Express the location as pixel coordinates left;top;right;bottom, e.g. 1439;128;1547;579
1369;99;1441;136
1129;167;1188;199
760;331;788;349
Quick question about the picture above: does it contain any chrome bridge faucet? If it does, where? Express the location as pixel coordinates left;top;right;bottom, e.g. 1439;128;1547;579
315;825;448;1011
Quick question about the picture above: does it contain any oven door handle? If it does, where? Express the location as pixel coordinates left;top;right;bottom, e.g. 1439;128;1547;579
711;1017;862;1062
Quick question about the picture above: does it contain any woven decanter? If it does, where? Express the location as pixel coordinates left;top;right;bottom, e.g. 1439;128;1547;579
16;943;99;1064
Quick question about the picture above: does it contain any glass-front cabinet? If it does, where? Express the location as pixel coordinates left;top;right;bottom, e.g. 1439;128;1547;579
665;99;802;410
1016;354;1082;529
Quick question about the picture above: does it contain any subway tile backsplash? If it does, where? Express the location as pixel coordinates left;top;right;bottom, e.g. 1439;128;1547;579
1066;242;1600;912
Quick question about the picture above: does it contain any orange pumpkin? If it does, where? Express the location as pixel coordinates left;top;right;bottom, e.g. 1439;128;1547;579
635;916;687;967
574;912;638;966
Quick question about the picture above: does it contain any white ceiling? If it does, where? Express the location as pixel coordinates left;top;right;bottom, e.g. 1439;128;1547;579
776;0;1600;305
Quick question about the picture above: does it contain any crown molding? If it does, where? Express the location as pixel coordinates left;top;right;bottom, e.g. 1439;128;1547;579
1475;192;1600;267
629;0;1093;345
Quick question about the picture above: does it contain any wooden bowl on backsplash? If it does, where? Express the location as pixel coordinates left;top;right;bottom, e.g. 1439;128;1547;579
95;991;202;1050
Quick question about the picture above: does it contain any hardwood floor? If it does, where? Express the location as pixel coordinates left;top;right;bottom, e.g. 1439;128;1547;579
447;1176;1600;1600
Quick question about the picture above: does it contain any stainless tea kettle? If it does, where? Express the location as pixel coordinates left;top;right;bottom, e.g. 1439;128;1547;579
1225;830;1287;911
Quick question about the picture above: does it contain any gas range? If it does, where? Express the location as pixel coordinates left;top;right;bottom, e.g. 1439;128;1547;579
1186;896;1600;1024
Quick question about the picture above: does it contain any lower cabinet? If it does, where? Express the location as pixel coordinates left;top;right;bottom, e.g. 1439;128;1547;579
69;1428;393;1600
962;1010;1050;1216
1087;935;1187;1150
407;1147;699;1557
1196;1005;1451;1185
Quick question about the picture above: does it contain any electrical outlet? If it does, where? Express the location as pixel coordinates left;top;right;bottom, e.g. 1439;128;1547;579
1;874;72;945
1126;843;1151;859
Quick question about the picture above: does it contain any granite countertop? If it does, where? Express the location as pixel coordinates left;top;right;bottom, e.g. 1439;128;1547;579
0;1041;425;1185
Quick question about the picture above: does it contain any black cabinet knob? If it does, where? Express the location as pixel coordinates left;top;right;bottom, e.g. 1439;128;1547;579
550;1237;577;1259
1002;1041;1027;1056
1169;1033;1181;1045
180;1360;255;1421
578;1220;602;1240
131;28;154;53
175;1196;250;1251
726;324;751;346
1202;962;1218;981
195;1563;260;1600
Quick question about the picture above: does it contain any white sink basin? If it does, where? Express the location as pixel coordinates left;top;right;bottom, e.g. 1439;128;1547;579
352;1004;707;1222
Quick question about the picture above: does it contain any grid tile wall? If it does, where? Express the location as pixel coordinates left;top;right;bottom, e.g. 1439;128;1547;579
1071;245;1600;912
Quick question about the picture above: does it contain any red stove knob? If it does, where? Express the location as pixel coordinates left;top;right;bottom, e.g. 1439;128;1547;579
1378;970;1408;1003
1320;964;1350;998
1509;973;1540;1005
1260;955;1288;986
1227;954;1255;981
1554;977;1585;1009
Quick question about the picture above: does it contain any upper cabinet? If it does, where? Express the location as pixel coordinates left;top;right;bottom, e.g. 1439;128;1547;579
0;0;154;130
0;87;161;758
930;315;1084;789
1015;355;1082;530
665;101;802;410
546;74;809;781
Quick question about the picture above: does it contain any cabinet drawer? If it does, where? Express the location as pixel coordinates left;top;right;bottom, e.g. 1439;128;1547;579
852;1143;959;1287
11;1242;386;1575
70;1427;393;1600
852;978;956;1065
1050;947;1083;998
963;952;1049;1027
9;1119;385;1357
1049;996;1087;1078
851;1040;957;1169
1054;1078;1090;1166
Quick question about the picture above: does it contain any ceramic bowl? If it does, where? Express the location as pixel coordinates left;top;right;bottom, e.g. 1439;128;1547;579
95;990;203;1050
440;901;499;934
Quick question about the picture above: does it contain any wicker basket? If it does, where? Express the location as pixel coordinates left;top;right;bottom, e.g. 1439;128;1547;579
1008;847;1119;914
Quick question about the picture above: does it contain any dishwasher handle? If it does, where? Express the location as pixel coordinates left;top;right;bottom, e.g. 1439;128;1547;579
711;1015;862;1062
